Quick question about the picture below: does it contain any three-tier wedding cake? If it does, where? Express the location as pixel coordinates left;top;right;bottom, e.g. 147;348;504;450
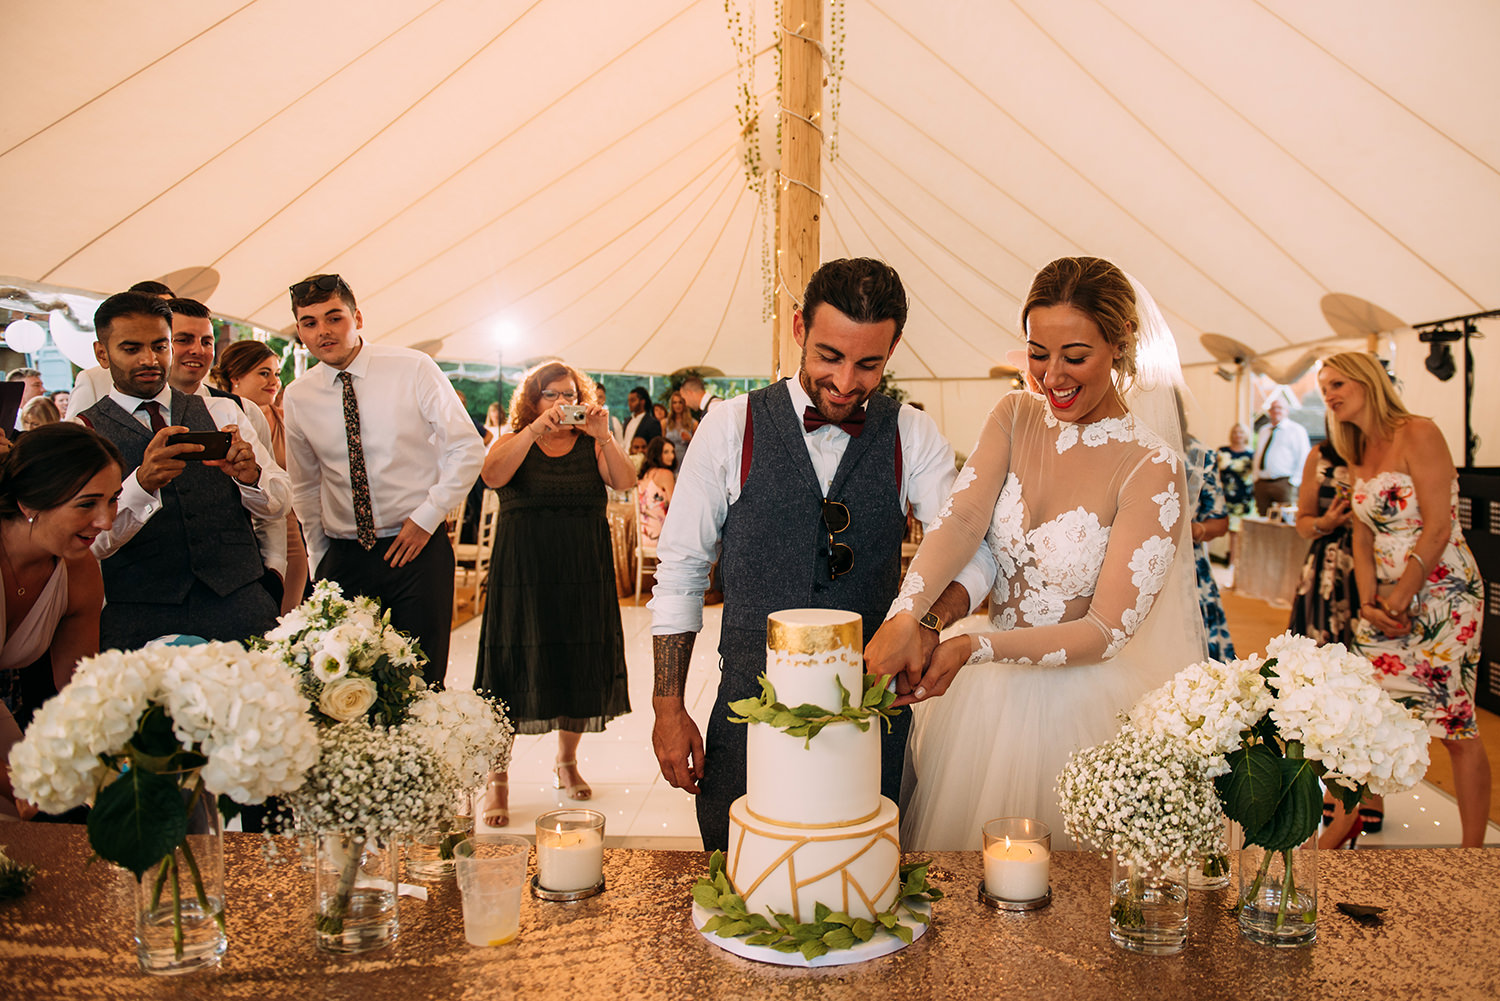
724;608;901;923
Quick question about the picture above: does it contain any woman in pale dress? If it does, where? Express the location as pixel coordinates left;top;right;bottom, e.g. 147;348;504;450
636;436;676;544
212;341;309;615
0;425;123;816
865;256;1202;850
1318;351;1489;848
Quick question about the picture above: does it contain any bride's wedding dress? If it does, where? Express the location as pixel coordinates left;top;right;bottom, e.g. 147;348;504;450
891;389;1202;850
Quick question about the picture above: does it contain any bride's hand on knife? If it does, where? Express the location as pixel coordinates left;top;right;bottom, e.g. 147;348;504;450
893;635;974;707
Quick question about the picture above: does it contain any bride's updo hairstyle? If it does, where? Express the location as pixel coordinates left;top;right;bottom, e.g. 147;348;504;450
0;423;124;521
1021;256;1140;393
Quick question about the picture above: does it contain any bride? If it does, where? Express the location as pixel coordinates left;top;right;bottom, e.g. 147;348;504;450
865;256;1204;850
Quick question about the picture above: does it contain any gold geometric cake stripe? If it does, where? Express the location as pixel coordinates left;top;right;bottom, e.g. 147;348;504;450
765;617;861;655
743;803;882;830
794;827;897;887
728;819;899;924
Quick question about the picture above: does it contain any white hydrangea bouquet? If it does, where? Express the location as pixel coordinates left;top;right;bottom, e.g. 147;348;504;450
1127;632;1429;852
7;641;316;953
256;581;426;726
1127;632;1429;936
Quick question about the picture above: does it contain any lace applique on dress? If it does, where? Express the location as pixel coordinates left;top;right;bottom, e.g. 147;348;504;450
886;571;927;620
1038;649;1067;668
1026;507;1108;598
965;635;995;666
1129;536;1175;595
987;474;1026;579
929;465;978;533
1153;482;1181;533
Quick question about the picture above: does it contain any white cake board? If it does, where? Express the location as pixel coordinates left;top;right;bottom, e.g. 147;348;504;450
692;900;930;968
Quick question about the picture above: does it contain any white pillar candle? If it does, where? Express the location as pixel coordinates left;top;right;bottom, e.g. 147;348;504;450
537;828;604;891
983;837;1050;901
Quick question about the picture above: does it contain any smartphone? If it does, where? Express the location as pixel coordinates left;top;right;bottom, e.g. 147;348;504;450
1334;480;1351;502
557;404;587;425
167;431;232;461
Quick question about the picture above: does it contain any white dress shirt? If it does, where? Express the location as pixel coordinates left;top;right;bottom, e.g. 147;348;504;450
649;377;998;636
62;366;114;420
283;340;485;575
1252;418;1311;485
89;386;291;560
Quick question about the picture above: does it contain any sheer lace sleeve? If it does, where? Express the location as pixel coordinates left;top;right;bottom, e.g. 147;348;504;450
972;439;1186;667
886;394;1019;622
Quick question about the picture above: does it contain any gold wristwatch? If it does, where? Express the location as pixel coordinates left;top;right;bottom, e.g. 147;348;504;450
918;611;944;633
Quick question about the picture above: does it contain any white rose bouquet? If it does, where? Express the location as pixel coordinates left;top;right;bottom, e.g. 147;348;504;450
7;640;317;953
256;581;426;726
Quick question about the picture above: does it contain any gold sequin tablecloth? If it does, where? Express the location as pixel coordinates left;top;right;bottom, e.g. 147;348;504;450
1;826;1497;1000
606;499;637;598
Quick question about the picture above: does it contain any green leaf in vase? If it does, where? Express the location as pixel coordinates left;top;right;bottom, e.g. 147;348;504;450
1217;743;1284;832
1243;757;1323;851
88;768;190;880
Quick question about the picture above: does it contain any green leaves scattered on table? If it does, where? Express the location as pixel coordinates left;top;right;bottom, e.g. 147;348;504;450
0;846;37;900
726;674;899;746
693;850;942;960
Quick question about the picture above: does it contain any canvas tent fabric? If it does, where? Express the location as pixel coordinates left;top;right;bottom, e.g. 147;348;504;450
2;0;1497;386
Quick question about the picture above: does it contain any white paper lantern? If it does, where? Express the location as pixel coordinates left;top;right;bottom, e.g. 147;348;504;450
4;318;46;354
48;310;100;369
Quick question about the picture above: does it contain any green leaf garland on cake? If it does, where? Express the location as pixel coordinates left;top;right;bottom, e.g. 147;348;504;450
693;851;942;959
726;674;899;746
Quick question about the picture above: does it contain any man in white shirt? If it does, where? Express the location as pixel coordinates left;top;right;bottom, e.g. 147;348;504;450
649;258;997;850
283;275;485;685
678;376;719;419
77;292;290;648
1251;399;1310;513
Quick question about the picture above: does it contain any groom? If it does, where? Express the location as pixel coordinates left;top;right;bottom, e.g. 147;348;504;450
648;257;996;850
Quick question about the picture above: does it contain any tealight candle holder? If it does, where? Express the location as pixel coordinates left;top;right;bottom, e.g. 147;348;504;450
532;809;606;901
978;817;1050;911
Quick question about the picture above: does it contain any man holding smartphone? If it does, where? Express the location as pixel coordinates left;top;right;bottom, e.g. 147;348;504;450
76;292;290;649
283;275;484;686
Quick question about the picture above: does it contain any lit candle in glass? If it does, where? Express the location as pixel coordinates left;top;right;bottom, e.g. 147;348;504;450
535;809;605;893
981;818;1050;903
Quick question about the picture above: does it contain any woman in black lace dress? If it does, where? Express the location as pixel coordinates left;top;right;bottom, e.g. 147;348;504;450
473;362;635;826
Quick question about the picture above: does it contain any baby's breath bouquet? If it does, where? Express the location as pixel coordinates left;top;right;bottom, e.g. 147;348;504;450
286;721;453;948
401;689;515;873
256;581;426;726
7;640;316;967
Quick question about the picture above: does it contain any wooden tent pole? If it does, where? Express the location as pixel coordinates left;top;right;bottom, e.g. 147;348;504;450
773;0;823;380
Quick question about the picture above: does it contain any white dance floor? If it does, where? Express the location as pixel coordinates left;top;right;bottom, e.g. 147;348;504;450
442;604;1496;850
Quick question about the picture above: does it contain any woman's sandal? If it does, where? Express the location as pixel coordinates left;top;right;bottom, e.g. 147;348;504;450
479;776;509;827
1358;807;1384;834
554;760;592;801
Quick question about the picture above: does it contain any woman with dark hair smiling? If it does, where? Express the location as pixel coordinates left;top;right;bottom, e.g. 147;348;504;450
636;436;676;544
0;424;125;816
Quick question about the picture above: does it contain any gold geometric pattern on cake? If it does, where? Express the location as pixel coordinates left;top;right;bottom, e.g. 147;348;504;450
728;814;899;923
765;617;861;656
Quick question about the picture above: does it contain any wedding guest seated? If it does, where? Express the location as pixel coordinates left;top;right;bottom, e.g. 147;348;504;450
0;424;124;817
19;396;61;432
637;436;676;543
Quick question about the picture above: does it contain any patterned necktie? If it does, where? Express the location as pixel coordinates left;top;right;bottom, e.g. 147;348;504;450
137;401;167;433
338;372;377;550
1256;423;1277;477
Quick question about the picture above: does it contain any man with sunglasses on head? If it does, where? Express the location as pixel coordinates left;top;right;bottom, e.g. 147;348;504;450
282;275;484;686
649;258;996;851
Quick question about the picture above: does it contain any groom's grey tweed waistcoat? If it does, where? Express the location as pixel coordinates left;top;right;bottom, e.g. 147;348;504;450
696;379;912;851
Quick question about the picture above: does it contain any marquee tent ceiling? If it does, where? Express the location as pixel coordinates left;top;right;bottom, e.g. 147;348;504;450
3;0;1497;380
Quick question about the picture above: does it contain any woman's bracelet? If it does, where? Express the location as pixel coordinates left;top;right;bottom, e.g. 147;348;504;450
1407;551;1428;577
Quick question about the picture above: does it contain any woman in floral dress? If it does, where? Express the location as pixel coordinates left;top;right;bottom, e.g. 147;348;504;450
1289;439;1357;646
865;257;1203;849
1188;437;1234;661
1319;351;1488;848
1217;423;1255;570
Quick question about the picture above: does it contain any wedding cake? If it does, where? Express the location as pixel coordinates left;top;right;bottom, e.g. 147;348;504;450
724;608;901;923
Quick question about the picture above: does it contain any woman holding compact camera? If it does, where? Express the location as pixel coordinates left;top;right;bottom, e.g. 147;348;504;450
472;361;636;827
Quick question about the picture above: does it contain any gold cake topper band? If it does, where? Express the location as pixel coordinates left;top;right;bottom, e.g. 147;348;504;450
765;616;862;655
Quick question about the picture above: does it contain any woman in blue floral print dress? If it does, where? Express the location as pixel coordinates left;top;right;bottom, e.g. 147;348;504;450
1320;352;1488;848
1188;437;1234;660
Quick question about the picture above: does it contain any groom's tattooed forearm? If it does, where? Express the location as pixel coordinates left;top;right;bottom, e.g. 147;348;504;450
653;633;696;697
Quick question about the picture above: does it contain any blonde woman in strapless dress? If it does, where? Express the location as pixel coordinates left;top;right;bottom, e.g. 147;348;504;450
1319;351;1489;848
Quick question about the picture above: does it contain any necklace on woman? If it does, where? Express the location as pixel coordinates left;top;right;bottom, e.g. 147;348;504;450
0;542;27;597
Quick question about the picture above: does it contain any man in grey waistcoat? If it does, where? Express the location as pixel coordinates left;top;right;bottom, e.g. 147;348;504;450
78;292;290;649
648;258;996;850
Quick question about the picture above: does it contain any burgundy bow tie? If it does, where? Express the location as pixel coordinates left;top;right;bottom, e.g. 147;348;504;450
803;406;866;437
